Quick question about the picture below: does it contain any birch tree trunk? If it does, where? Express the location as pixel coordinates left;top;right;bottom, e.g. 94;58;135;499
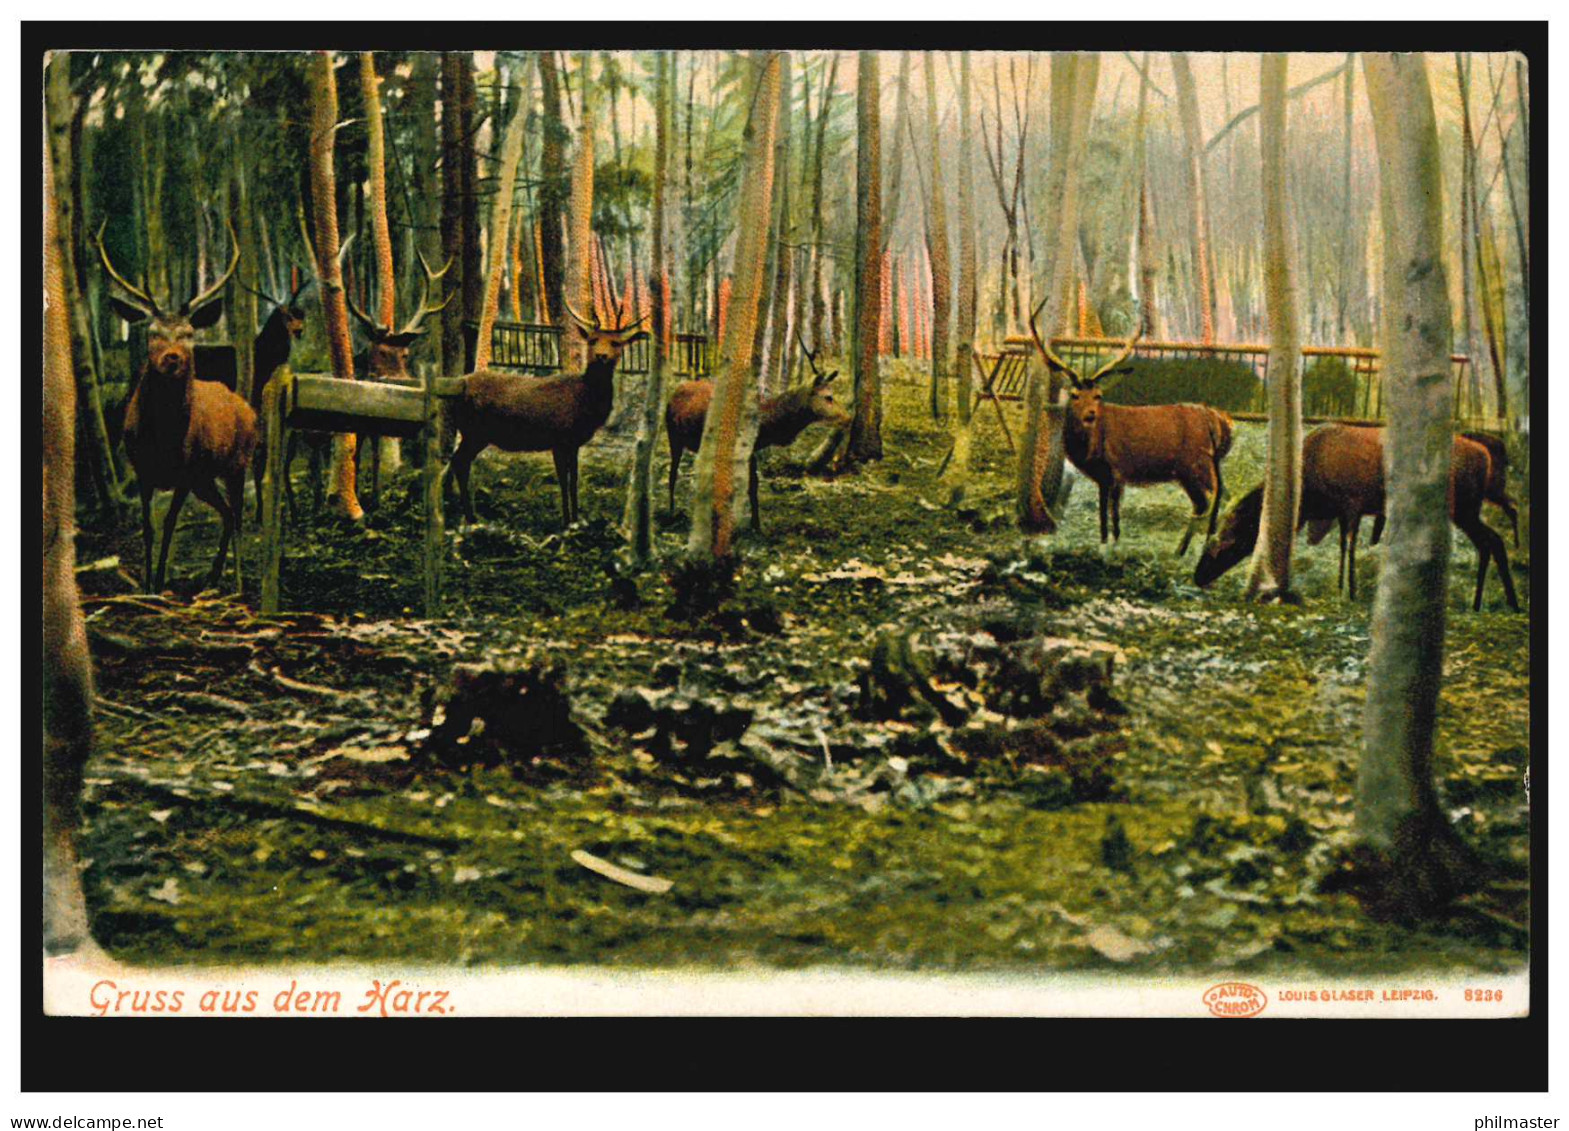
308;52;363;521
624;52;671;565
1245;53;1303;603
847;50;884;462
475;73;529;371
538;52;566;328
763;51;794;393
686;52;781;560
937;51;980;505
924;52;952;422
361;51;403;475
807;53;838;351
1016;51;1098;531
564;52;597;372
44;99;95;955
1171;52;1216;343
440;53;465;377
1355;51;1480;915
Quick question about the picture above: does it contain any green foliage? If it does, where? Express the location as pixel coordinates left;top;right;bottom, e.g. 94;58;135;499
1101;357;1263;414
1302;356;1363;419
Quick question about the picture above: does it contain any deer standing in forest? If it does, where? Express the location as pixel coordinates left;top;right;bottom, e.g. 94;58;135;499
445;302;647;528
344;251;453;508
99;222;256;593
247;267;311;521
1194;423;1520;612
665;335;852;530
1027;315;1234;555
1459;430;1520;548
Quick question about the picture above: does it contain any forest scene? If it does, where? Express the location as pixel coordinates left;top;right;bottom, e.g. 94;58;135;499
43;48;1530;986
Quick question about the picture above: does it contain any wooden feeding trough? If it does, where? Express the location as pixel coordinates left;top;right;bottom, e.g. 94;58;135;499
258;368;461;617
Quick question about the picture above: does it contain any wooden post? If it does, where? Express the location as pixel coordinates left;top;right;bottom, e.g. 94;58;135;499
260;370;290;614
422;371;444;616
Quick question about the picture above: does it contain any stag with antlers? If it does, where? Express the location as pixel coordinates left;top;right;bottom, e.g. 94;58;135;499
244;266;313;522
445;300;648;528
98;220;256;592
665;334;851;530
343;249;454;507
1028;305;1234;555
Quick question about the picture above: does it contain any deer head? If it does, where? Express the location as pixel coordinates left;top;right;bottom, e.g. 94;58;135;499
98;219;241;383
1193;486;1264;588
1026;300;1141;461
246;265;313;341
563;297;649;369
345;250;454;381
789;332;852;428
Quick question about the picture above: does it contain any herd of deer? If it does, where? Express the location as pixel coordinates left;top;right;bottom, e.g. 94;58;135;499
93;233;1520;613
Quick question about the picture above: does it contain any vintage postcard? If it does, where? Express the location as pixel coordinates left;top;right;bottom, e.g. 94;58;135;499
40;39;1533;1031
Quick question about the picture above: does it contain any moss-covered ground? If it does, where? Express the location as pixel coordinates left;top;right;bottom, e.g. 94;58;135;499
74;364;1531;975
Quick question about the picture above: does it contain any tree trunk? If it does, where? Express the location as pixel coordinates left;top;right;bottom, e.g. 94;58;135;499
475;72;529;371
686;51;781;560
1245;53;1303;603
847;50;884;463
1133;53;1162;338
230;152;259;407
1017;51;1098;531
624;52;671;564
1355;51;1480;916
44;83;95;956
1171;52;1216;344
440;53;465;377
762;50;794;393
1336;54;1356;341
538;52;566;328
564;52;597;371
46;57;123;512
807;53;839;351
883;51;912;277
308;51;363;521
954;52;978;420
924;52;952;422
459;56;483;367
360;51;403;475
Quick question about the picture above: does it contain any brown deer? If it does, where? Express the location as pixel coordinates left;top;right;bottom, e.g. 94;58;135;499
98;221;256;593
344;251;454;508
1194;423;1520;612
1028;315;1234;555
247;266;311;521
1460;430;1520;548
665;335;851;530
445;302;647;527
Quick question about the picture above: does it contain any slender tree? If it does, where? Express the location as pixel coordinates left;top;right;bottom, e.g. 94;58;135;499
564;52;597;371
924;52;952;421
1016;51;1099;531
807;53;839;351
307;51;363;520
1245;53;1303;603
687;51;782;560
439;53;465;376
1132;52;1163;338
763;51;795;392
937;51;980;504
361;51;402;476
474;69;528;371
1355;51;1478;914
459;56;483;365
1171;52;1216;343
847;50;884;462
44;95;95;956
624;52;672;564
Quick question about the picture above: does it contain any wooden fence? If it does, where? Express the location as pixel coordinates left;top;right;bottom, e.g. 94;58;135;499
462;320;711;379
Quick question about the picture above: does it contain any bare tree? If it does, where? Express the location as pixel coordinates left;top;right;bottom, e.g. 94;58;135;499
362;52;402;476
924;52;952;421
44;98;95;955
1171;52;1216;343
308;52;363;520
564;52;597;371
1016;52;1099;531
1245;53;1303;603
623;51;672;564
1355;51;1479;914
848;50;884;462
474;69;528;371
686;52;782;560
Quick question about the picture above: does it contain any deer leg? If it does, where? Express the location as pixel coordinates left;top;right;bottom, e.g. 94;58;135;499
569;448;582;524
1336;517;1349;594
1346;518;1360;601
1177;481;1208;557
1464;518;1519;612
225;471;245;592
749;453;762;533
1501;497;1520;549
552;448;574;528
139;483;156;593
448;436;481;526
153;486;190;592
1370;513;1386;545
190;477;233;591
1098;484;1110;544
1111;485;1124;542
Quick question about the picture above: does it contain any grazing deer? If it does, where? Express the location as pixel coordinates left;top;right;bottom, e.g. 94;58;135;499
247;267;311;521
665;335;852;530
1194;423;1520;611
98;221;256;593
344;251;454;508
1027;314;1234;555
446;302;647;528
1460;430;1520;548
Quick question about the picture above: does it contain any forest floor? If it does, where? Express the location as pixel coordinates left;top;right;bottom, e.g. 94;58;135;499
74;364;1531;976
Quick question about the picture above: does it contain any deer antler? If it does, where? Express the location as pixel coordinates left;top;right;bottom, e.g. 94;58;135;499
397;250;454;337
1026;296;1083;388
185;217;241;315
344;274;387;338
95;220;159;315
562;298;598;332
1086;330;1143;387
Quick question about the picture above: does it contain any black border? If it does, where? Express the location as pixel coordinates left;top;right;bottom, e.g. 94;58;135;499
23;21;1545;1094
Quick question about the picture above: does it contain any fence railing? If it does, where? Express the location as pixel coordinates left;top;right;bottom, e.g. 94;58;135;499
954;336;1489;428
463;320;711;379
